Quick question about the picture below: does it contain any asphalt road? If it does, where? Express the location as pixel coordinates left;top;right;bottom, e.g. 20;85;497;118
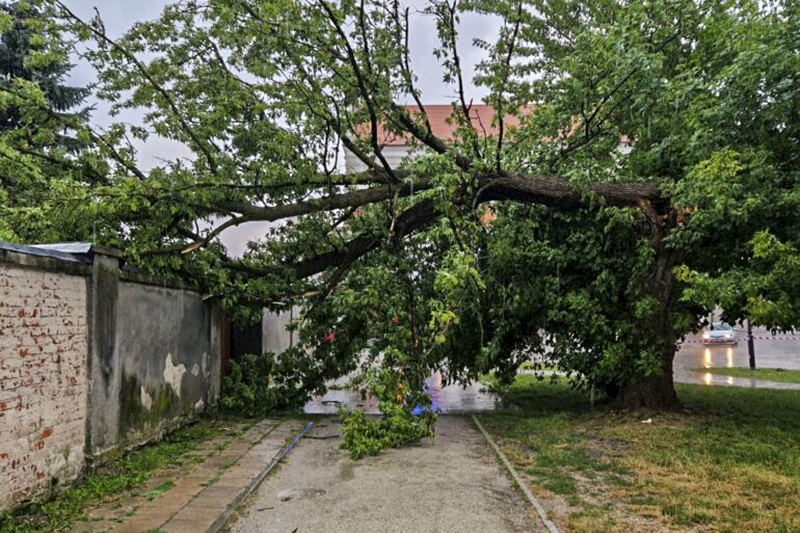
674;327;800;389
675;327;800;371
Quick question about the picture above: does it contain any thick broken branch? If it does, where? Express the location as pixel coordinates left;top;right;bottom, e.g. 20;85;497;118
215;177;430;221
480;172;663;210
227;171;661;284
227;199;438;281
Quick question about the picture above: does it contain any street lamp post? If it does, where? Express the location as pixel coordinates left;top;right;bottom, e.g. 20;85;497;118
747;321;756;370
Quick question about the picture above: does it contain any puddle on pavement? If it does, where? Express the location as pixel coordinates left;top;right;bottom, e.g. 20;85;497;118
674;340;800;390
674;369;800;391
304;372;506;414
304;345;800;414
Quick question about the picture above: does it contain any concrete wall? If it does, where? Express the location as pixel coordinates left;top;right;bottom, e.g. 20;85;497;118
0;262;89;510
85;261;223;458
344;145;412;173
262;308;295;355
0;243;222;511
113;281;221;450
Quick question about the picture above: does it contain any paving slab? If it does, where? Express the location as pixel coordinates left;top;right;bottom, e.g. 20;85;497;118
160;519;214;533
68;418;303;533
169;501;227;522
159;419;308;533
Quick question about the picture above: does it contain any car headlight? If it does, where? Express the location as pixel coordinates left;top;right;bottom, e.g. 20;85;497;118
702;331;711;339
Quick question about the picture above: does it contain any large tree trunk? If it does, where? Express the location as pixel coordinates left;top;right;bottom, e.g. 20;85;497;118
614;351;680;410
615;204;682;410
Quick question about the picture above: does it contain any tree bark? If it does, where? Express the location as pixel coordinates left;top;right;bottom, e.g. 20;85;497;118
614;368;680;410
614;203;682;410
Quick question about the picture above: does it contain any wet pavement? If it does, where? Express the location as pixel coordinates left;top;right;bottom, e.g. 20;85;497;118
304;372;505;415
674;327;800;390
304;328;800;416
68;419;303;533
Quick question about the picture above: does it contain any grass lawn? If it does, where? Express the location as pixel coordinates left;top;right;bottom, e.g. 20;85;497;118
478;375;800;533
0;416;235;533
689;366;800;384
518;361;558;372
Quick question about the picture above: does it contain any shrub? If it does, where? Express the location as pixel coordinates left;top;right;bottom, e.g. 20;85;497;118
220;353;284;417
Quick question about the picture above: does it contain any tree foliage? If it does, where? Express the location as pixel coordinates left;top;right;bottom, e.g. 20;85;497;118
339;368;436;459
0;1;89;137
0;0;94;242
3;0;800;411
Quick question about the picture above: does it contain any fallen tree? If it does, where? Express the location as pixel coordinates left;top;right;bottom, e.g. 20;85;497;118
4;0;800;409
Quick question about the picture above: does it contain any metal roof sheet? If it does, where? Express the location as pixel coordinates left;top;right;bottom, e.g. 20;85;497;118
0;241;93;263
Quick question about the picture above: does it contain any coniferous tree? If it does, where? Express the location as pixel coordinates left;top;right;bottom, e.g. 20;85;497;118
0;1;90;149
0;0;96;243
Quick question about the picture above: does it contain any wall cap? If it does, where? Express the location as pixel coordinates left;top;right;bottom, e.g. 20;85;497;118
30;242;125;260
0;241;198;292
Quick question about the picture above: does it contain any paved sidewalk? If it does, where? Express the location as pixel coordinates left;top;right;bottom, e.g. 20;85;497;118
674;369;800;391
229;416;544;533
70;418;307;533
521;368;800;392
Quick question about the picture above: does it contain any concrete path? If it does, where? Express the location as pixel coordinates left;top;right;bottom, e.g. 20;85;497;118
229;416;544;533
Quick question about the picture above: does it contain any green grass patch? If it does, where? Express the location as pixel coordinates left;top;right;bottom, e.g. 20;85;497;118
518;361;558;372
542;471;578;495
143;481;174;501
479;375;800;533
0;417;227;533
689;366;800;384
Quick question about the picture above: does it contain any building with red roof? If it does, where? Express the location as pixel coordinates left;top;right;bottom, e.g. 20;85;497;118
344;104;523;172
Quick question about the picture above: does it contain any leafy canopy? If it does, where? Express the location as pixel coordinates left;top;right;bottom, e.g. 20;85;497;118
0;0;94;242
2;0;799;408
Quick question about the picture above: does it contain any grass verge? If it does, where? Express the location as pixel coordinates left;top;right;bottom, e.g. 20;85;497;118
518;361;558;372
479;375;800;533
689;366;800;384
0;417;227;533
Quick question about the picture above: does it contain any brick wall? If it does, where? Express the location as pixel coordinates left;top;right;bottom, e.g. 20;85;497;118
0;265;88;509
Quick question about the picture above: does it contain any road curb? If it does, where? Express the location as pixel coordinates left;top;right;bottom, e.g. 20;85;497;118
472;415;560;533
200;420;314;533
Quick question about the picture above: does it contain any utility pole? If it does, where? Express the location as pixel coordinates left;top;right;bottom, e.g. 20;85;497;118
747;320;756;370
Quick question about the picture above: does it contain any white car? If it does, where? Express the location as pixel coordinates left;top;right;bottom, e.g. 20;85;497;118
702;322;738;345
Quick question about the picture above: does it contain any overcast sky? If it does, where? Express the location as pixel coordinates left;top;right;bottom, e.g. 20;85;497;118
62;1;500;255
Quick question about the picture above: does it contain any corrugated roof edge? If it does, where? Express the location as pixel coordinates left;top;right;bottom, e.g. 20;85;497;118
30;242;125;259
0;241;93;264
1;241;202;292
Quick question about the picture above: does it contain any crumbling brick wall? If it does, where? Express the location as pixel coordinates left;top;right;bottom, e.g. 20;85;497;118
0;265;88;509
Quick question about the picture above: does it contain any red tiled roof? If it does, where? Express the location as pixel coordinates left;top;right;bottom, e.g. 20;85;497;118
358;104;523;146
355;104;631;149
